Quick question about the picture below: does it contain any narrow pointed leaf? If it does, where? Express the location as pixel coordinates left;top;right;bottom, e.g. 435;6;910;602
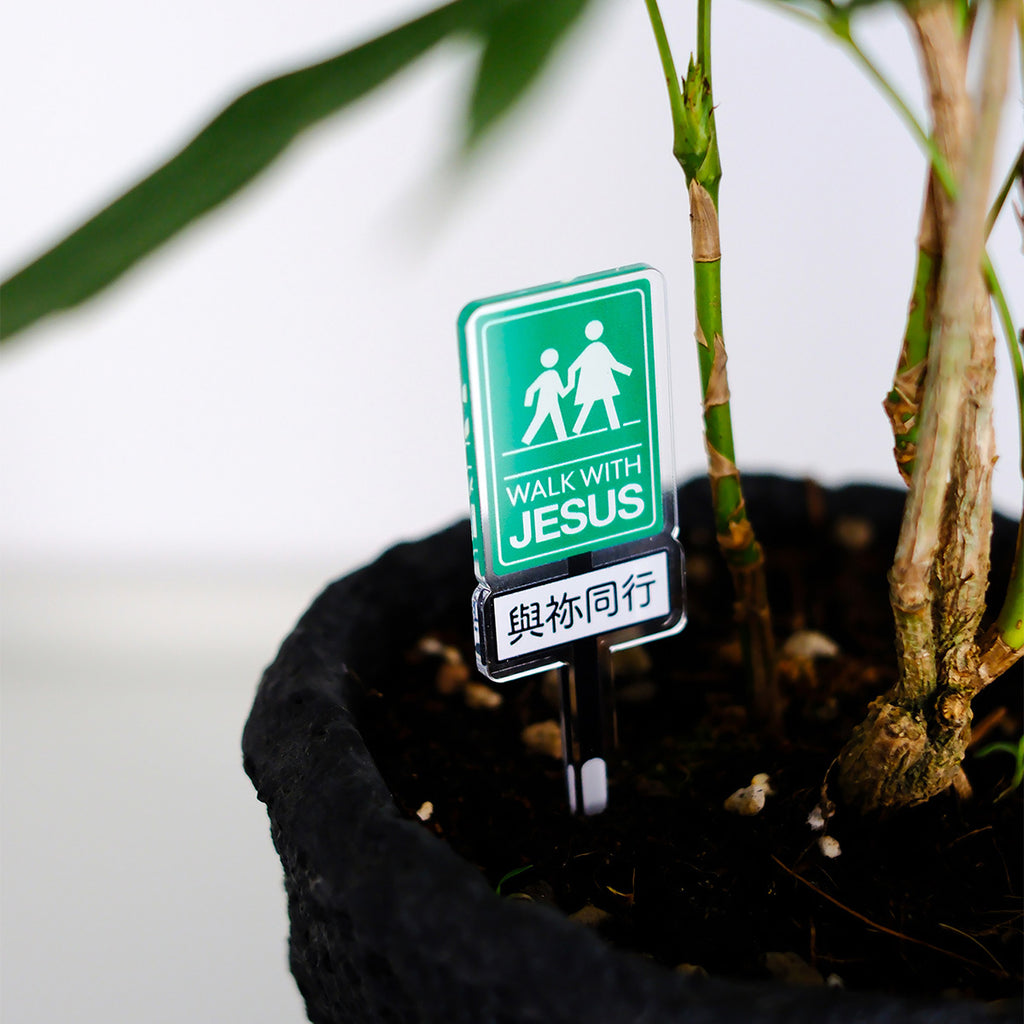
466;0;592;146
1;0;485;340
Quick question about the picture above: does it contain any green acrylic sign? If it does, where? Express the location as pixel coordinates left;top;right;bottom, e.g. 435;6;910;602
460;267;666;579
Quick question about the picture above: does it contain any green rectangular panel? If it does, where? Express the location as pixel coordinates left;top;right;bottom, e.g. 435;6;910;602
460;267;665;578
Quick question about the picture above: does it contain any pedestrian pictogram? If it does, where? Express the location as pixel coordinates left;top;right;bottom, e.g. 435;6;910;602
565;320;633;436
520;320;634;446
522;348;570;444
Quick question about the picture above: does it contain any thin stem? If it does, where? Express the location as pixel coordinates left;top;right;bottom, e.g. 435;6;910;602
985;255;1024;475
1019;0;1024;90
835;18;1024;449
979;515;1023;684
695;0;722;195
986;146;1023;238
846;38;933;149
884;240;936;483
643;0;685;131
767;1;1022;434
697;0;712;84
765;1;944;166
994;520;1023;650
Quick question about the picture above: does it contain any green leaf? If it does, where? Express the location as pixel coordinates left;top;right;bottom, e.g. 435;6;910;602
1;0;488;341
973;737;1024;799
465;0;593;147
495;863;533;895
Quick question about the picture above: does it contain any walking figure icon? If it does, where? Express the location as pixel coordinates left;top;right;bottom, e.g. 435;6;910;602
520;320;633;446
567;320;632;435
522;348;571;445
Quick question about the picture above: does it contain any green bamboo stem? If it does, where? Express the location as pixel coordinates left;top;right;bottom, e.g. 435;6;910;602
644;0;777;725
979;518;1023;684
884;236;937;484
984;257;1024;476
985;146;1023;239
995;525;1024;651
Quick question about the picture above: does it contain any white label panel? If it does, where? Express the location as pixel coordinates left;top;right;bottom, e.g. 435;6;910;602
493;551;670;661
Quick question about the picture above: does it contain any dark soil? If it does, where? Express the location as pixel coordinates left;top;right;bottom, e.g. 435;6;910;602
359;479;1022;1005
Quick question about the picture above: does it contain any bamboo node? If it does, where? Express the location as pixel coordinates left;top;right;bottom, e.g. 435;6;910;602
704;437;738;482
703;333;731;409
717;518;755;552
688;180;721;262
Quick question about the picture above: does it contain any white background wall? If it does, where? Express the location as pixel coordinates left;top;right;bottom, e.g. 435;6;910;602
2;1;1021;1021
2;0;1021;571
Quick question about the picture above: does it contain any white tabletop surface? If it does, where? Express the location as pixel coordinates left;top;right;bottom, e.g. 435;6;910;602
3;565;333;1023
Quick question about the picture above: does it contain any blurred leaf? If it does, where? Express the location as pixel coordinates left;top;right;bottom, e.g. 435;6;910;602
466;0;593;146
765;0;901;23
1;0;490;341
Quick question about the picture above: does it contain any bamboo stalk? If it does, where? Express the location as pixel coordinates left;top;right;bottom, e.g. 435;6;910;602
892;0;1009;696
644;0;777;725
883;2;1023;682
839;0;1015;811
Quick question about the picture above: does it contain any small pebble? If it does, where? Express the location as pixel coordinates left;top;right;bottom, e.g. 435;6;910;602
763;951;824;987
807;804;826;831
415;801;434;822
818;835;842;859
834;515;874;551
415;637;446;658
463;681;503;709
826;974;844;989
725;786;765;815
415;636;470;694
781;630;840;660
517;881;557;905
724;773;773;816
436;662;470;695
521;720;563;759
674;963;709;979
569;903;611;928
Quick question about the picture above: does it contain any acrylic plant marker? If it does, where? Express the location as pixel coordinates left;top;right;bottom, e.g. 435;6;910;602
458;265;686;816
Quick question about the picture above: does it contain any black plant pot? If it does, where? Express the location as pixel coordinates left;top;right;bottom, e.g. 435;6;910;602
243;476;1018;1024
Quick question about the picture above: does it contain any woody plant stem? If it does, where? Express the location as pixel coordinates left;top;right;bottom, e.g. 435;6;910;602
896;1;1023;687
644;0;777;726
838;0;1017;811
786;0;1023;678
